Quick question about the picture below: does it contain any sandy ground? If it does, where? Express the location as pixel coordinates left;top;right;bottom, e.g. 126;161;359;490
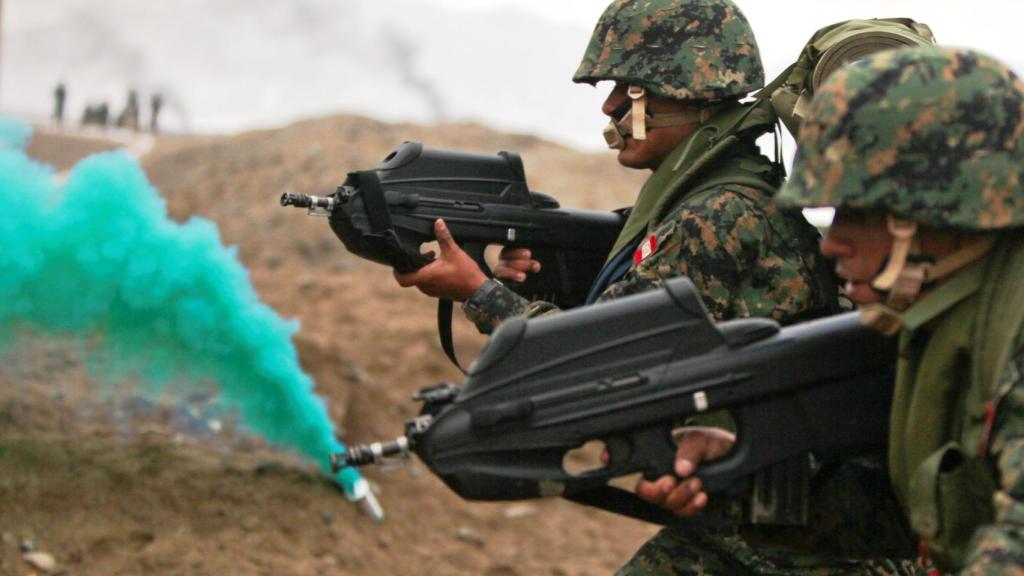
1;118;660;575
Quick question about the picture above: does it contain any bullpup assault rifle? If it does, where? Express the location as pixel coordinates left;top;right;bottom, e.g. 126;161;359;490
281;142;625;366
332;277;895;525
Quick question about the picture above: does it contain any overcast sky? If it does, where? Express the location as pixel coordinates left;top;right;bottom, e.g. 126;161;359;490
2;0;1022;151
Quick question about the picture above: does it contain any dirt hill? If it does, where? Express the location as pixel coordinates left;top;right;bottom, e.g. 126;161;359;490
1;117;657;576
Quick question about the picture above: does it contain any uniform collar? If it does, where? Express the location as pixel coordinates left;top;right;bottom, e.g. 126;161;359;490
899;256;987;332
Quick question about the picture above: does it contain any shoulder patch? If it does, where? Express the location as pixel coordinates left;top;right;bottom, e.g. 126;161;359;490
634;234;658;265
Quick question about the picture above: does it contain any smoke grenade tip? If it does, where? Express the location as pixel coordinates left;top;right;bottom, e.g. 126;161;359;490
360;488;386;522
336;476;385;521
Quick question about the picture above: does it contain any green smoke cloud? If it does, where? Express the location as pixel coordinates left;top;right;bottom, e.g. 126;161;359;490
0;121;362;495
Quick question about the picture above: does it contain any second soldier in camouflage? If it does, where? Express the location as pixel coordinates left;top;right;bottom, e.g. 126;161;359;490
393;1;916;573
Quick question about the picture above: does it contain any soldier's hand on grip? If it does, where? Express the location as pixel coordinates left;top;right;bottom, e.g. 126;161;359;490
493;247;542;283
634;427;735;517
393;219;489;301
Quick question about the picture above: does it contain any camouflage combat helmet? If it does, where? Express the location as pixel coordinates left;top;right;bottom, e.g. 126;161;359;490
573;0;764;102
778;46;1024;231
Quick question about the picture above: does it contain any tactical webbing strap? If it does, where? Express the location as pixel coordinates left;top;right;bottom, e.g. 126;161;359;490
973;236;1024;453
356;170;391;234
438;298;466;374
361;168;472;371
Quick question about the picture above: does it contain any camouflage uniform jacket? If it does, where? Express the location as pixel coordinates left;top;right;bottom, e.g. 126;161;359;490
887;237;1024;574
463;130;834;331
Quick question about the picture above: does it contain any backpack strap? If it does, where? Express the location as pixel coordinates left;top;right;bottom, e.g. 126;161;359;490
650;99;782;226
972;235;1024;454
438;299;467;374
681;167;780;203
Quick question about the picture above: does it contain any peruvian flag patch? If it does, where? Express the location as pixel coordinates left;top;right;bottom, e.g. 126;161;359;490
633;234;657;265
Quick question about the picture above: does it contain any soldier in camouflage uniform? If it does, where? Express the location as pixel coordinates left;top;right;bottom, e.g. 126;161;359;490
776;45;1024;574
395;1;916;573
396;0;835;330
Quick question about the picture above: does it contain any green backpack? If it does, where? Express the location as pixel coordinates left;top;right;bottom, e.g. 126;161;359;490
762;18;936;137
694;18;935;163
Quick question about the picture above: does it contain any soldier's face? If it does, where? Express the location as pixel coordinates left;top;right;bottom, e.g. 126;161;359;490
819;208;891;305
602;84;699;171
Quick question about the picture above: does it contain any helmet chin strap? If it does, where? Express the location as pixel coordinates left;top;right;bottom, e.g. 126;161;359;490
860;215;997;335
602;85;717;150
870;216;920;309
628;84;647;140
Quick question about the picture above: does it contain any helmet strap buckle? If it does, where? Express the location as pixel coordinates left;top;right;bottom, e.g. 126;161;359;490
865;216;998;326
871;216;917;292
628;85;647;140
869;216;925;312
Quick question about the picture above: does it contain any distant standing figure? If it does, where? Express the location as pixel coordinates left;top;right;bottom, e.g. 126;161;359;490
53;82;66;126
80;102;109;128
97;102;109;126
116;90;140;131
150;93;164;133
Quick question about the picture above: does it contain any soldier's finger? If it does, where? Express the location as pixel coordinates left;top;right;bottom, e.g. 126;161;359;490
500;247;532;260
393;260;446;288
493;265;527;282
675;428;736;476
499;258;541;273
496;258;530;271
700;428;737;460
498;249;541;273
434;219;457;251
674;492;708;517
675;435;709;477
393;268;418;288
676;455;697;478
663;477;702;510
635;476;676;505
